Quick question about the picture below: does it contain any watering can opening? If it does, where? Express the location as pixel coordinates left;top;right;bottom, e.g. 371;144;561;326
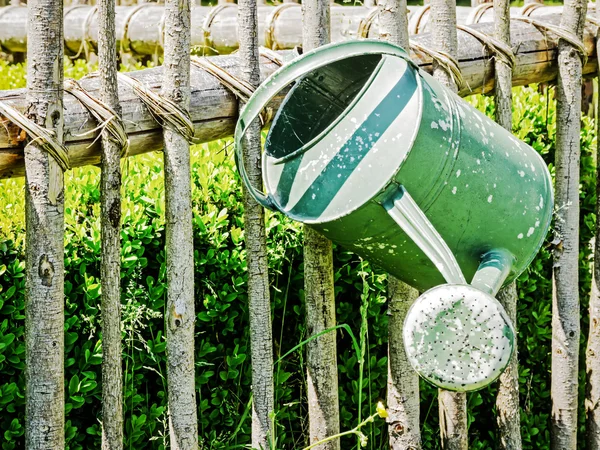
265;53;383;161
262;51;423;224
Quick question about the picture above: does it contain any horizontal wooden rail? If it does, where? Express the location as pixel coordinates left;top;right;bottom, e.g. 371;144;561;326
0;13;597;179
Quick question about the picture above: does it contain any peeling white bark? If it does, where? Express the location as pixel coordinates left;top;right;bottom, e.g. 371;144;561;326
387;277;421;449
162;0;198;448
98;0;124;447
551;0;587;448
429;0;466;448
237;0;275;447
24;0;66;448
492;0;522;447
302;1;340;448
376;1;422;448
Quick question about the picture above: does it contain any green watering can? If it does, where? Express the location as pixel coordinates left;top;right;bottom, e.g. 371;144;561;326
234;40;553;392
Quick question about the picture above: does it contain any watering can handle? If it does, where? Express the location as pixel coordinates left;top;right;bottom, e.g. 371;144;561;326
234;40;415;211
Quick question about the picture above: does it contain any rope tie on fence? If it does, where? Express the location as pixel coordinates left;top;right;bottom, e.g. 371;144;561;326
457;25;515;69
465;3;493;25
585;15;600;28
264;3;300;50
64;78;130;158
121;3;156;55
69;6;98;60
357;7;379;39
203;4;236;53
410;41;465;90
117;73;195;144
191;54;275;125
0;100;70;171
513;17;587;64
408;4;430;35
0;5;21;54
519;3;546;18
258;46;285;67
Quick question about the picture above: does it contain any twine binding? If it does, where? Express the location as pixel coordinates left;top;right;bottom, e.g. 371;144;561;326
357;7;379;39
408;4;430;35
121;3;156;55
457;24;515;69
0;5;23;54
519;3;546;18
0;100;70;171
465;3;493;25
69;6;98;60
64;78;130;158
410;41;465;90
118;73;195;144
202;4;236;54
513;17;587;65
264;3;300;50
191;54;276;124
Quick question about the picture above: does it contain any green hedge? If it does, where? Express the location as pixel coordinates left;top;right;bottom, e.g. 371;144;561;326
0;59;597;449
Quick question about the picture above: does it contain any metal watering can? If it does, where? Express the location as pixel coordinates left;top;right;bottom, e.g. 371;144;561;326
235;40;553;392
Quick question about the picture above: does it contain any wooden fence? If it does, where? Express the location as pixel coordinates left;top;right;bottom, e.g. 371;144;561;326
0;0;595;448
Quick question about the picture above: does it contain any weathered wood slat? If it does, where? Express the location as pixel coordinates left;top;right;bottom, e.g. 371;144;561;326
0;13;597;179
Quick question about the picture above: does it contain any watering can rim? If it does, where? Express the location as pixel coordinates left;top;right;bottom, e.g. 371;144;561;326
234;39;417;212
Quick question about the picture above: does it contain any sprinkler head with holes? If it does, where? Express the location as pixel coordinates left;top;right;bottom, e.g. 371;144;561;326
404;284;514;392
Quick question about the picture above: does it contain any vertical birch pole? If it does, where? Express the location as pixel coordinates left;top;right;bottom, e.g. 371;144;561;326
162;0;198;447
492;0;522;448
586;4;600;445
552;0;587;448
237;0;275;447
429;0;467;448
24;0;65;448
377;0;422;447
302;3;340;448
387;279;421;449
551;0;587;450
98;0;124;446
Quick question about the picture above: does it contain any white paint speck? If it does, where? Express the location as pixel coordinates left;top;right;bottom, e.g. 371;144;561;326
517;233;524;239
527;227;535;237
488;195;493;203
452;186;457;195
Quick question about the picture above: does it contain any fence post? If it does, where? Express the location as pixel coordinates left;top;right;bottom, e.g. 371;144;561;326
97;0;124;446
301;3;340;448
427;0;468;448
491;0;522;448
24;0;65;447
161;0;198;447
375;0;423;447
586;1;600;444
552;0;587;448
237;0;276;447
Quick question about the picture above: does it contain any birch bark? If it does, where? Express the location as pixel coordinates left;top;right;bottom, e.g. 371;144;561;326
387;277;421;449
98;0;124;447
429;0;467;448
237;0;275;447
492;0;522;448
302;1;340;447
162;0;198;448
24;0;65;447
376;0;421;448
552;0;586;448
585;4;600;447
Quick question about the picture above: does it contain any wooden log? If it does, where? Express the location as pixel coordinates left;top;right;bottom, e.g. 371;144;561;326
0;4;595;57
0;13;598;179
